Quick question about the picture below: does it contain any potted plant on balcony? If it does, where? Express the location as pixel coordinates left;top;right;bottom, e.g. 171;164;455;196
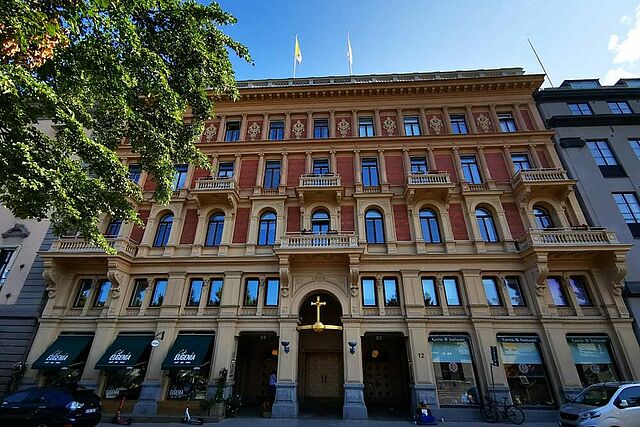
201;368;228;419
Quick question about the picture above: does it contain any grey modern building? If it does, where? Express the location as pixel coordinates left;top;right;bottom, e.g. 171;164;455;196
536;78;640;339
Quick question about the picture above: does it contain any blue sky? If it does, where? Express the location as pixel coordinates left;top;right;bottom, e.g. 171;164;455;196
215;0;640;87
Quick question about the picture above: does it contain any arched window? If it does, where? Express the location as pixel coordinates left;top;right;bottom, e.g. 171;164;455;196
419;209;441;243
206;213;225;246
311;210;330;234
475;208;498;242
365;209;385;244
533;206;554;229
153;214;173;247
258;212;277;245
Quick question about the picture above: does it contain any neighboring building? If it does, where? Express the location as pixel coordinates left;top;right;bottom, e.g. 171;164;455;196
21;69;640;420
0;205;51;394
536;78;640;340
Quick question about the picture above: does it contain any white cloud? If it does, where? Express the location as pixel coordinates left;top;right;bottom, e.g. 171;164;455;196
620;15;632;25
602;67;637;85
608;4;640;64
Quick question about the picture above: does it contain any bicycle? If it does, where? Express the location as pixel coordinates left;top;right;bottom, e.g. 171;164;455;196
480;395;524;425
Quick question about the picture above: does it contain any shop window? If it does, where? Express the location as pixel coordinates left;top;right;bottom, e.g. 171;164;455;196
429;335;478;406
383;277;400;306
365;209;385;244
150;279;168;307
482;277;502;306
264;278;280;306
419;209;441;243
93;280;111;307
421;277;438;306
244;278;259;306
73;279;92;307
361;278;377;306
207;279;223;307
167;370;208;400
567;336;619;387
443;277;461;306
129;279;148;307
569;276;593;306
187;279;204;307
103;368;146;400
205;213;224;247
547;277;569;306
505;277;526;307
498;336;555;407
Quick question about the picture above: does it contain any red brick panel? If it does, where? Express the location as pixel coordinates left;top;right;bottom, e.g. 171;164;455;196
426;113;447;135
130;209;150;244
485;152;510;183
238;158;258;189
190;167;210;189
393;204;412;241
232;207;250;243
448;203;469;240
472;112;496;133
434;153;458;182
385;154;405;185
503;202;525;238
537;149;551;168
179;209;199;244
337;155;354;186
287;206;300;233
520;108;535;131
143;174;157;192
287;157;305;186
341;205;355;231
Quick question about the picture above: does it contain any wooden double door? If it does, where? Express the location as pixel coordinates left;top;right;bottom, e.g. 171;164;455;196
304;352;343;398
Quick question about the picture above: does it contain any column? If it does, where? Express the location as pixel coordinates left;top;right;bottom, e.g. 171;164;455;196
272;319;299;418
281;151;288;187
351;109;358;137
284;111;291;140
407;325;438;409
306;111;313;139
216;115;226;142
254;153;265;192
342;320;367;419
329;110;336;138
378;148;388;186
528;144;542;168
502;146;516;176
211;154;219;176
354;149;362;186
305;151;312;174
419;107;430;135
191;212;208;256
397;108;405;136
239;113;248;141
476;146;493;186
471;326;512;404
451;147;465;182
210;320;237;400
489;104;501;133
442;106;453;134
402;148;411;176
261;113;269;140
540;325;584;399
374;108;382;136
233;154;241;185
330;150;337;174
427;147;436;171
465;105;478;133
513;103;526;131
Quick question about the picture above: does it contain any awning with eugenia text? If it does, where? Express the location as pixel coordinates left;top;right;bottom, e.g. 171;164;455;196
95;334;153;370
32;335;94;370
161;334;215;370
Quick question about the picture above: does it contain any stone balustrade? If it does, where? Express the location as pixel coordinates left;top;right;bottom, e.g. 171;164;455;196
51;237;138;257
512;168;570;184
193;177;236;191
407;171;451;185
280;233;359;249
299;173;341;187
517;227;619;250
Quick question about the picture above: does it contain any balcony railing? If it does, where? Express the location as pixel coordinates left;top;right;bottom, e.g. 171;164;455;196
517;227;619;250
193;177;236;191
50;237;138;257
280;233;359;249
512;168;570;184
299;173;341;187
407;171;451;185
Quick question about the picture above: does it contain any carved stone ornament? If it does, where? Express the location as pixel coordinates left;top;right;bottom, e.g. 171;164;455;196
292;120;305;139
279;264;290;297
382;117;396;136
476;114;491;133
429;116;443;135
2;223;30;238
42;269;57;299
203;124;217;142
107;269;127;299
247;122;261;141
534;263;549;297
349;266;360;297
337;119;350;137
610;259;627;296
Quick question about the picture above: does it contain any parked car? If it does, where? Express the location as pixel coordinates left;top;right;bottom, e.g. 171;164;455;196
0;386;101;427
558;382;640;427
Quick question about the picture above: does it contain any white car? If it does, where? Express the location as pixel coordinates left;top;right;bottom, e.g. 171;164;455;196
558;382;640;427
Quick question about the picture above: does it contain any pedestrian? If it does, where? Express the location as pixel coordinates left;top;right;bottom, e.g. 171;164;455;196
268;370;277;406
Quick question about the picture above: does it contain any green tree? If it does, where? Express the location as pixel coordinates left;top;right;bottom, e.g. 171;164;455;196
0;0;250;251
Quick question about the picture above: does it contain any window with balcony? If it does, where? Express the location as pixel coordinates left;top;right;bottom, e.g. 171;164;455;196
361;158;380;187
568;103;593;115
172;165;188;190
443;277;461;306
93;280;112;307
314;119;329;139
258;212;277;245
476;208;499;242
460;155;482;184
450;114;468;134
505;277;526;307
313;158;330;175
150;279;168;307
311;210;330;234
361;278;377;306
421;277;438;306
217;162;234;178
547;277;569;306
244;278;259;306
403;116;421;136
410;157;428;174
207;278;223;306
206;213;224;246
511;154;531;171
187;278;204;307
482;277;503;306
153;214;173;247
358;117;375;137
0;248;15;287
225;121;240;141
587;140;625;177
73;279;93;307
569;276;593;306
498;113;517;132
534;206;554;229
383;277;400;306
613;192;640;237
263;161;281;189
269;121;285;140
365;209;385;244
419;209;441;243
128;164;141;184
105;218;122;237
264;278;280;306
629;139;640;160
608;101;633;114
129;279;148;307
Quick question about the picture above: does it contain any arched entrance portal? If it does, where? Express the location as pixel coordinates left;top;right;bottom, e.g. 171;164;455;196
297;292;344;416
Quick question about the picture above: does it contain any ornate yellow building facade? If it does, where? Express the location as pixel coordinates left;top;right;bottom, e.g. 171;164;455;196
24;68;640;420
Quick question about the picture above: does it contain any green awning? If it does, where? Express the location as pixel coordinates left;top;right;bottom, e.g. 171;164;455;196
161;334;214;370
32;335;93;370
95;335;153;370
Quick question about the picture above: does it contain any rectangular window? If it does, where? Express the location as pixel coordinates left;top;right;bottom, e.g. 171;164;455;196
225;121;240;142
361;158;380;187
443;277;461;306
608;101;633;114
129;278;148;307
187;278;204;307
105;219;122;237
460;155;483;184
567;336;619;387
208;279;223;307
613;193;640;223
93;280;112;307
498;113;517;132
263;161;281;189
361;278;377;306
313;158;330;175
568;103;593;116
73;279;93;307
410;157;428;174
383;277;400;306
244;278;259;306
421;277;438;306
629;139;640;160
264;278;280;306
505;277;526;307
570;276;593;306
547;277;569;306
0;248;16;286
450;114;468;134
482;277;503;306
172;165;188;190
217;162;234;178
150;279;168;307
511;154;531;172
358;117;375;137
587;140;618;165
403;116;421;136
128;165;141;184
313;119;329;139
269;121;285;140
429;336;477;406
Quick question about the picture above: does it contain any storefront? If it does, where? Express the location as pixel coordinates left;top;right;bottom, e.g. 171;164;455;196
32;334;94;387
567;336;619;387
95;334;153;401
162;334;215;401
497;336;555;407
428;335;479;406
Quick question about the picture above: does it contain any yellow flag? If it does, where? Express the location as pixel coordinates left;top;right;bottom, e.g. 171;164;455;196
294;35;302;64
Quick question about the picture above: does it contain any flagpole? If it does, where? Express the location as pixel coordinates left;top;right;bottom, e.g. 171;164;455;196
347;31;353;76
293;34;297;78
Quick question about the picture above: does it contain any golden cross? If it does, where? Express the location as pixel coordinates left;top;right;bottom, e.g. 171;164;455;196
311;295;326;323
